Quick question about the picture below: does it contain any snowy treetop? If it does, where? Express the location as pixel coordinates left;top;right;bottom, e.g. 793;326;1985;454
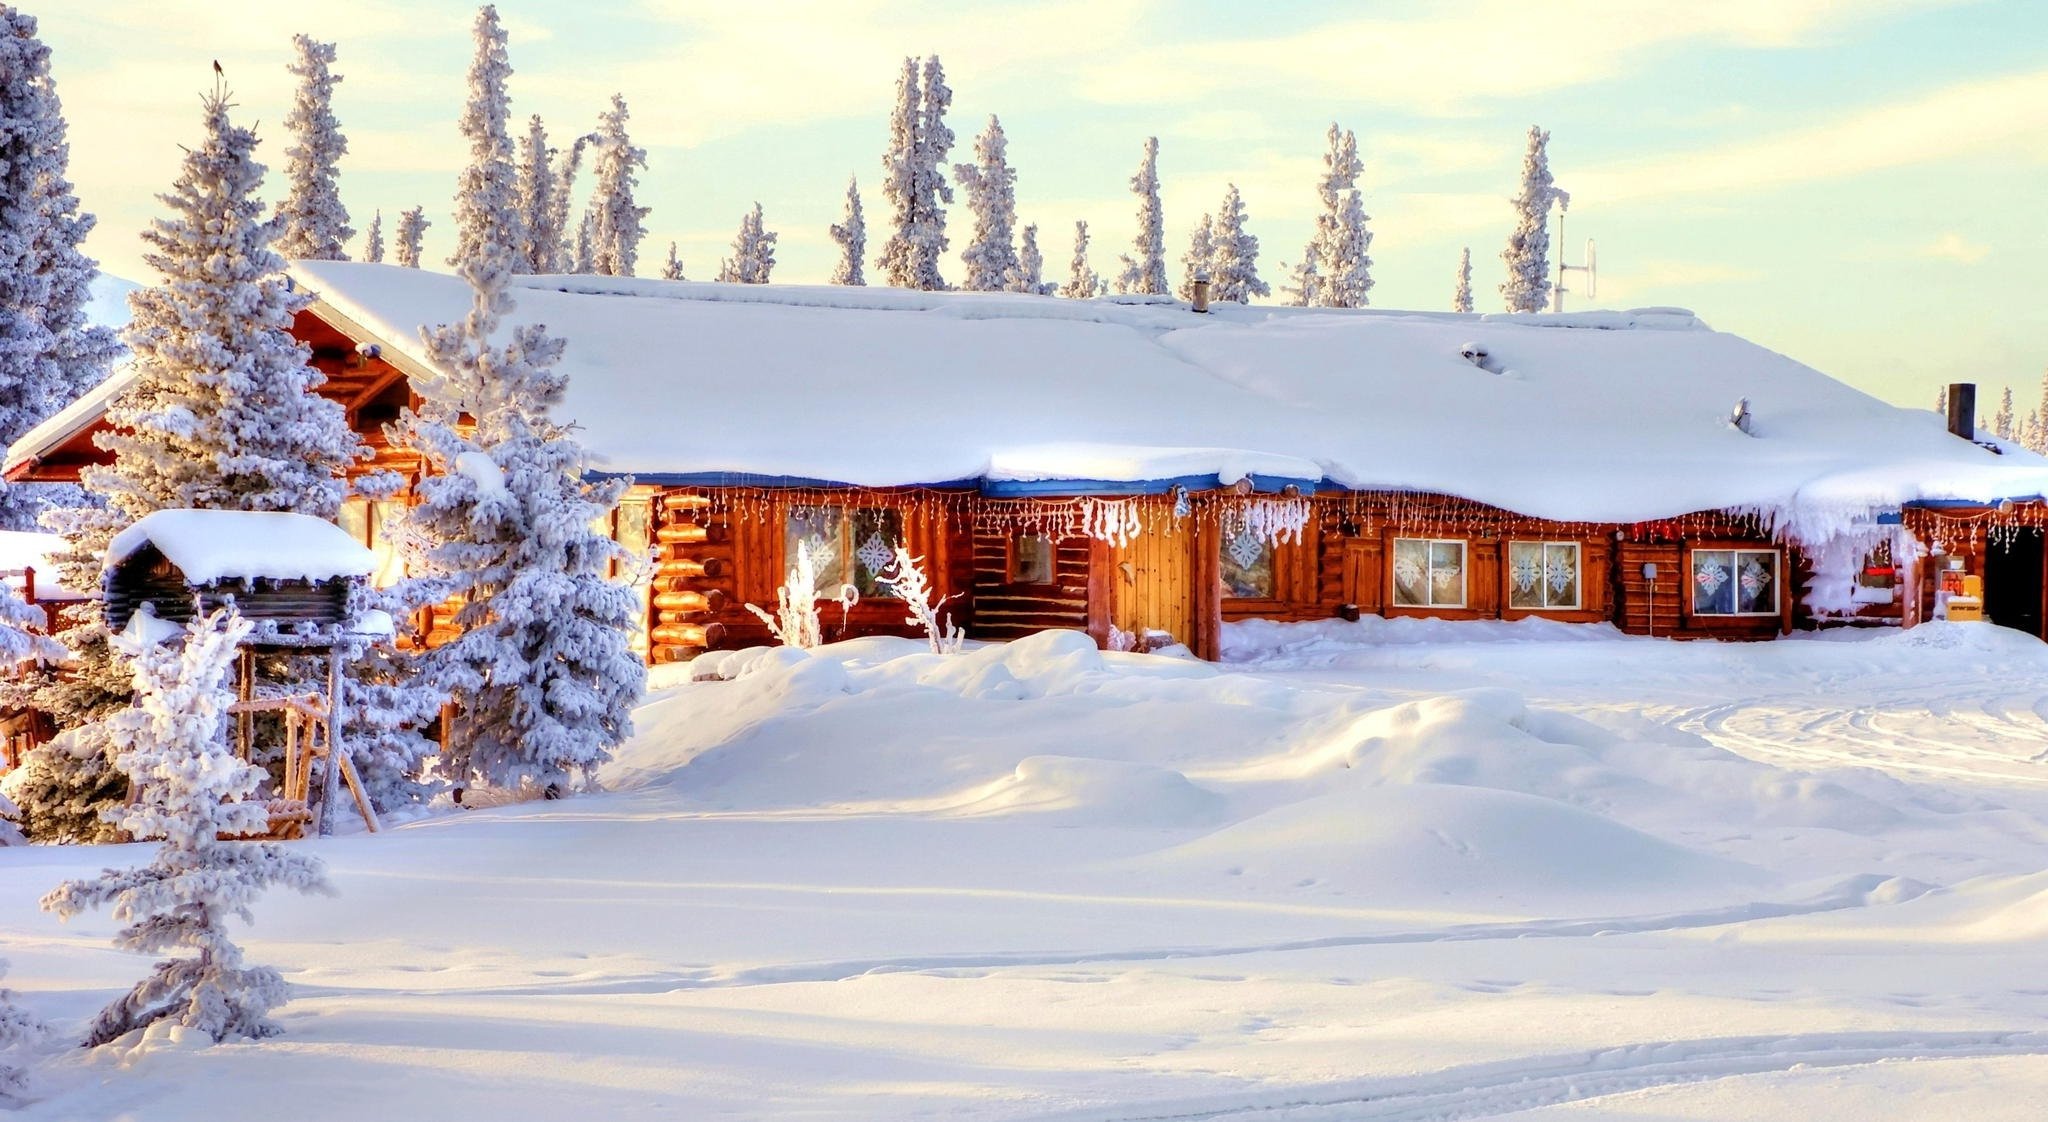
107;510;374;584
58;260;2048;529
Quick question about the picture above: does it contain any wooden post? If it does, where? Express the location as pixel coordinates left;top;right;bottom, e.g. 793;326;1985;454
317;646;344;837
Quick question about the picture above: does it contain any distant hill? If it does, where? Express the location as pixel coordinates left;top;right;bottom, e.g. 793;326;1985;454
86;272;140;330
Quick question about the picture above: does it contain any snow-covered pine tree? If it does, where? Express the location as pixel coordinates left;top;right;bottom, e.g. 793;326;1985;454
716;204;777;284
1059;220;1099;298
1934;385;1946;417
0;959;48;1102
448;4;525;268
16;83;362;844
42;609;332;1046
661;241;684;281
570;211;595;274
1453;246;1473;312
1208;184;1267;304
546;132;594;273
363;209;384;263
2030;369;2048;453
513;114;556;273
1993;387;2016;440
1290;124;1372;308
2025;409;2043;455
1502;125;1560;313
586;94;648;278
394;206;428;267
876;55;953;290
1124;137;1168;295
1013;223;1048;294
273;35;352;261
0;5;121;529
386;225;644;795
829;175;865;286
1178;213;1214;302
955;114;1019;292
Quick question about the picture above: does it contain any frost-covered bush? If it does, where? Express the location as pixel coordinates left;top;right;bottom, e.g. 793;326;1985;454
0;960;49;1103
42;609;333;1046
880;546;962;655
745;540;857;649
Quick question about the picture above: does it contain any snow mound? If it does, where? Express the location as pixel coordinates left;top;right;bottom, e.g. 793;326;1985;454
946;755;1226;828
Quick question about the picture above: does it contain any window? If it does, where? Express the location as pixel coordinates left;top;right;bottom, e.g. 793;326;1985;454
1392;538;1465;607
1691;548;1778;616
1852;546;1896;606
339;497;405;589
1011;533;1055;585
1220;524;1276;598
1508;541;1581;610
784;505;903;598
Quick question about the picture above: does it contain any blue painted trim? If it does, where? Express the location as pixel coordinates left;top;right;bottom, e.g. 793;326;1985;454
586;469;1325;496
1903;496;2048;510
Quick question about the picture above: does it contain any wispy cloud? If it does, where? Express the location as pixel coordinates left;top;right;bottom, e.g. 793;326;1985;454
1916;232;1991;263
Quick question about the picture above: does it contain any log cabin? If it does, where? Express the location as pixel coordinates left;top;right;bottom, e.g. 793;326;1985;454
12;262;2048;665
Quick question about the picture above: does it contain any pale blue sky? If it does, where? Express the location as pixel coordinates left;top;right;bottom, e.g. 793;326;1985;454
33;0;2048;410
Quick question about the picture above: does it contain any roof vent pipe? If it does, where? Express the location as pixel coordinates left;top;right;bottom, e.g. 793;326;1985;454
1191;274;1210;314
1947;383;1976;442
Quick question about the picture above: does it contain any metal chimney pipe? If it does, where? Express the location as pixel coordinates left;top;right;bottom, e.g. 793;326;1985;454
1191;275;1211;314
1947;383;1976;442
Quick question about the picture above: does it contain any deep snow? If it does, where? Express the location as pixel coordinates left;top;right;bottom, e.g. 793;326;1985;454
2;623;2047;1118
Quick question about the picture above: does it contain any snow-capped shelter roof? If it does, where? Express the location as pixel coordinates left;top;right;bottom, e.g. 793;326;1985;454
0;530;85;600
107;510;375;585
17;260;2048;533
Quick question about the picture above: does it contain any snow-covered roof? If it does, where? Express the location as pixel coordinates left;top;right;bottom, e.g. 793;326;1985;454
108;510;374;584
3;359;129;479
0;529;85;600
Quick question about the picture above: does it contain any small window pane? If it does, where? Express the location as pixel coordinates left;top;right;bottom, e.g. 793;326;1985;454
1508;542;1545;609
1012;534;1055;584
1735;550;1776;614
849;508;903;598
370;500;408;589
1393;538;1430;606
1692;550;1735;615
1221;525;1276;598
785;506;846;593
1429;541;1465;606
1543;543;1580;609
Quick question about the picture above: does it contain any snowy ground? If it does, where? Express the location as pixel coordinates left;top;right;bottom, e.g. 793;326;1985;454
4;621;2048;1120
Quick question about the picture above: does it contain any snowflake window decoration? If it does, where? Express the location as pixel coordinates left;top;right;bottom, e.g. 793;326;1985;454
1511;554;1541;593
1546;555;1575;596
1227;526;1265;570
855;530;894;576
1695;561;1729;596
1394;555;1425;591
1431;564;1462;591
1739;558;1771;598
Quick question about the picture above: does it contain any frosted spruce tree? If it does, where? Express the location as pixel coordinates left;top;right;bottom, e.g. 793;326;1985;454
394;206;428;267
877;55;953;290
570;212;595;274
1290;124;1372;308
955;114;1018;292
1502;125;1560;313
362;209;384;263
513;114;556;273
273;35;352;261
661;241;685;281
387;231;644;795
1178;213;1214;302
0;5;122;528
0;960;47;1101
716;204;777;284
43;609;332;1046
449;5;524;268
2032;369;2048;453
545;132;594;272
1453;246;1474;312
1209;184;1267;304
1993;387;2016;441
1013;223;1048;294
1120;137;1168;295
586;94;648;277
16;84;360;844
1059;220;1099;298
830;175;866;285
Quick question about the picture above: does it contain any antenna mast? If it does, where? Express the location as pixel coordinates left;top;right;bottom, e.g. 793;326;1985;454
1553;197;1595;313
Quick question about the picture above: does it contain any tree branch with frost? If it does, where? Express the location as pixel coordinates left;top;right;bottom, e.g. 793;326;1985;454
744;540;856;649
879;546;962;655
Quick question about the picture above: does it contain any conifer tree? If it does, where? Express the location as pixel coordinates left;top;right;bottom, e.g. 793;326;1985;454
513;114;556;273
1121;137;1167;295
955;115;1019;292
1453;246;1474;312
1502;125;1562;313
1934;386;1946;418
2025;409;2043;455
877;55;953;290
394;206;428;267
0;5;121;528
1993;386;2016;440
661;241;685;281
0;960;47;1102
545;133;594;272
387;220;644;795
1179;213;1214;302
829;175;866;286
363;209;384;263
1290;124;1372;308
449;5;524;268
571;211;595;274
586;94;648;277
1059;220;1099;299
1208;184;1267;304
43;609;332;1046
273;35;352;261
1013;223;1048;294
716;204;777;284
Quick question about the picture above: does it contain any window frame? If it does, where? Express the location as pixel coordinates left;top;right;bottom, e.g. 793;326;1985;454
1506;540;1583;612
1391;537;1468;609
783;504;904;602
1688;546;1781;618
1219;523;1281;601
1007;532;1058;588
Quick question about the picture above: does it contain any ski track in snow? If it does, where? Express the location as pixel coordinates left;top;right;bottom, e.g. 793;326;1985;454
1674;686;2048;786
1053;1031;2048;1121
